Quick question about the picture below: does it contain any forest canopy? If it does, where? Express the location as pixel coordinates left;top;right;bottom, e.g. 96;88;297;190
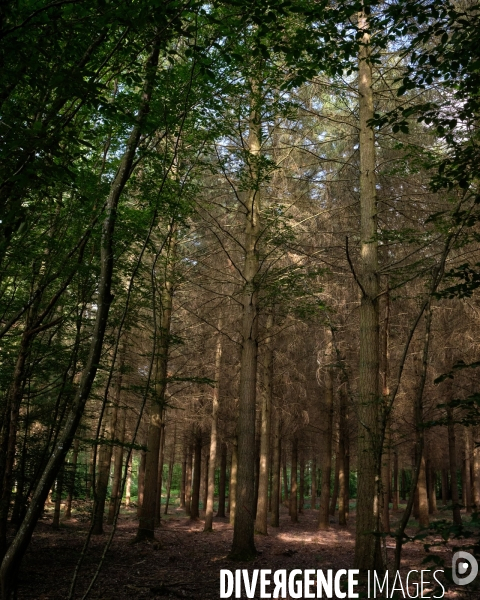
1;0;480;598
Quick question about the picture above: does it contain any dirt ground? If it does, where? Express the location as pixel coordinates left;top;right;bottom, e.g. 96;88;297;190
17;504;464;599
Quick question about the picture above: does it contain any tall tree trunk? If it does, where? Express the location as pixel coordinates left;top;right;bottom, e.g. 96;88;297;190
202;453;209;513
92;393;119;535
318;336;334;531
417;454;429;528
229;84;262;560
137;224;175;541
255;312;274;534
164;424;177;515
154;417;166;526
0;37;162;595
354;5;382;572
330;453;339;516
185;440;193;517
427;460;437;514
271;414;281;527
282;450;289;505
299;454;305;514
229;439;238;525
447;406;462;525
64;438;80;520
108;404;127;525
473;427;480;510
217;442;227;518
205;329;223;531
52;466;64;530
464;429;472;513
441;468;448;506
311;457;317;510
137;445;147;517
190;429;202;520
180;444;187;509
392;451;399;511
338;386;348;525
290;438;298;523
125;454;132;508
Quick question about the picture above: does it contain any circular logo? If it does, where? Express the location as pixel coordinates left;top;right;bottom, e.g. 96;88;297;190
452;551;478;586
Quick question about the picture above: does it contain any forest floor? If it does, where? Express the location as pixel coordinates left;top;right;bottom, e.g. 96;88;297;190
17;503;468;600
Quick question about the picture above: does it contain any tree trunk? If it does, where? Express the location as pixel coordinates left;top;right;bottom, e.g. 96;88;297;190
229;89;262;561
229;439;238;525
290;438;298;523
154;418;166;527
52;467;64;530
441;468;448;506
0;37;162;594
185;440;193;517
92;397;119;535
447;406;462;525
137;445;147;517
473;427;480;510
217;442;227;518
330;453;339;517
180;444;187;509
164;423;177;515
255;312;273;534
107;405;127;525
271;414;281;527
318;337;334;531
137;223;175;541
427;460;436;514
125;454;132;508
299;454;305;514
204;329;223;531
464;429;472;513
392;452;399;511
190;429;202;520
282;450;289;505
311;457;317;510
64;438;80;520
354;5;382;573
417;454;429;528
202;453;209;513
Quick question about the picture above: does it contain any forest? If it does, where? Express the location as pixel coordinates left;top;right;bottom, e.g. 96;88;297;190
1;0;480;598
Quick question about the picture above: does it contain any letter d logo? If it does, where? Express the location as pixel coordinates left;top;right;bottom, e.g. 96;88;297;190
452;551;478;585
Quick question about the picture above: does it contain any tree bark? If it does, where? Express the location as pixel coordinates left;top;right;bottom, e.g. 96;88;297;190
107;405;127;525
255;312;274;534
125;454;132;508
311;457;317;510
392;451;399;511
229;439;238;525
427;460;437;514
185;439;193;517
318;337;334;530
271;414;281;527
137;446;147;516
354;5;382;572
154;417;166;526
229;88;262;561
217;442;227;518
447;406;462;525
52;466;64;530
64;438;80;520
190;429;202;520
164;423;177;515
137;224;175;541
417;454;429;528
299;454;305;514
473;427;480;510
464;429;472;513
290;439;298;523
205;329;223;531
92;397;119;535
